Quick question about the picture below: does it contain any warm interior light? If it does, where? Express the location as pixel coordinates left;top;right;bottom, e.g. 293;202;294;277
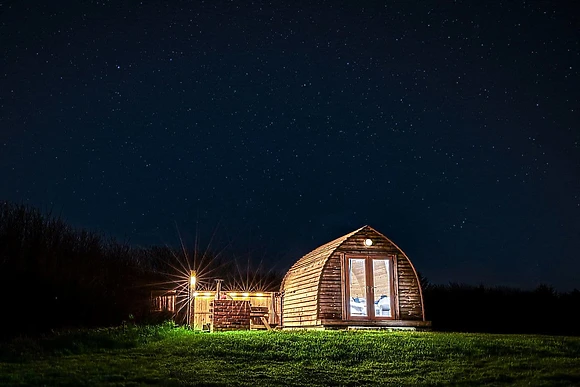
229;292;238;297
364;238;373;246
256;293;264;297
242;292;249;297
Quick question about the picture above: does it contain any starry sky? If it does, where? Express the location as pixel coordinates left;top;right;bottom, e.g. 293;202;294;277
1;1;578;290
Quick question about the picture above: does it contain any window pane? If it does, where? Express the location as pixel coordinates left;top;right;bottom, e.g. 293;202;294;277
349;258;367;317
373;259;391;317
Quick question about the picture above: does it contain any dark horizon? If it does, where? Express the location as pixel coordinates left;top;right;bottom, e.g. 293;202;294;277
1;1;578;291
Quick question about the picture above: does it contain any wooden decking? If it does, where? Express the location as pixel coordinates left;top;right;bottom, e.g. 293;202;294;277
319;319;432;329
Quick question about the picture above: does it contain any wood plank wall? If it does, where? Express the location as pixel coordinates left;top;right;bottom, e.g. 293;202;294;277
281;231;359;327
282;254;326;327
318;254;343;320
395;257;422;320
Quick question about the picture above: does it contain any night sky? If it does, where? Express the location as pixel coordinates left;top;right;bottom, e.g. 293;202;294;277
1;1;578;290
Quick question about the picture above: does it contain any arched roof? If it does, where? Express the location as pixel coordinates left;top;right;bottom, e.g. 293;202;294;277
281;225;381;291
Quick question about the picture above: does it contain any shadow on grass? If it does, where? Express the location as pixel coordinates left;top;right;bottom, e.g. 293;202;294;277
0;321;189;362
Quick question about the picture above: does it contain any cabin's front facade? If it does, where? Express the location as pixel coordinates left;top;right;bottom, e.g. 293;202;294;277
280;225;430;329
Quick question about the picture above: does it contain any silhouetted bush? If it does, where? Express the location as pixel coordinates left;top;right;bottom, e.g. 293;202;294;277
0;202;150;337
423;282;580;335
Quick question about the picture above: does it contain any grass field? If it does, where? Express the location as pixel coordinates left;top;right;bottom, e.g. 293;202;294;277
1;323;579;386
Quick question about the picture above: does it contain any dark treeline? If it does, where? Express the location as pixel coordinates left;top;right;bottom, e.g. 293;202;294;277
0;202;282;338
422;281;580;336
0;202;151;337
2;201;579;337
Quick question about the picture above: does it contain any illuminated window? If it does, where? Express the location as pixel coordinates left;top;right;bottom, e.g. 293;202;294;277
347;257;393;319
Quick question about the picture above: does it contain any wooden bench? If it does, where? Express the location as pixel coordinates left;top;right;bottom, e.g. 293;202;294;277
250;306;271;330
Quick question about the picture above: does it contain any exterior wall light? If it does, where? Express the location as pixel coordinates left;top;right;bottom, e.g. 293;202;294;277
364;238;373;246
188;270;198;328
242;292;250;297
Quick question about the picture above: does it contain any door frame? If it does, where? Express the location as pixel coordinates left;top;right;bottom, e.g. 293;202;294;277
341;253;397;321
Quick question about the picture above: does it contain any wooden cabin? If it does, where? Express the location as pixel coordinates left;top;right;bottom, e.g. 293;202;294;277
280;225;430;329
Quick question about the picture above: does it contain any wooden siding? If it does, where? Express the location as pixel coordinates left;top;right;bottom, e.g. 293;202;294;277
281;225;426;328
281;228;362;327
318;254;343;320
396;257;423;320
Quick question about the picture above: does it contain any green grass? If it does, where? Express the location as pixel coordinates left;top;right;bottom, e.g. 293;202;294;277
1;324;579;386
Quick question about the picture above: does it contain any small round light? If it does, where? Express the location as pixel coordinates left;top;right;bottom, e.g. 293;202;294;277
193;292;199;297
256;293;264;297
364;238;373;246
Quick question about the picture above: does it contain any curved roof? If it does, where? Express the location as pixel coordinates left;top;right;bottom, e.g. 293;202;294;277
280;225;371;291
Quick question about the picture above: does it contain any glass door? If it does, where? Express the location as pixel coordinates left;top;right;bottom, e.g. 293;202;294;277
372;259;392;318
347;256;393;320
348;258;368;317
